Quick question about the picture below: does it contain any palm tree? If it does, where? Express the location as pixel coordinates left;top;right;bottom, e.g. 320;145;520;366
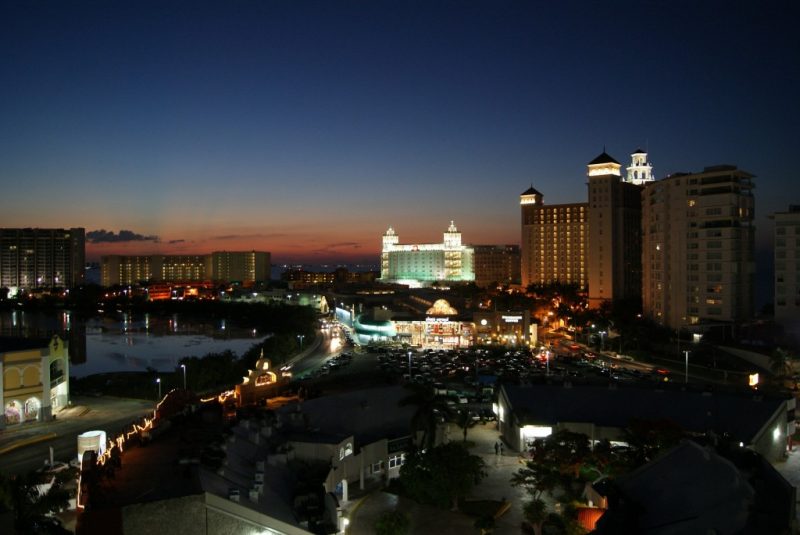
770;347;794;380
455;408;478;442
399;384;449;449
523;498;548;535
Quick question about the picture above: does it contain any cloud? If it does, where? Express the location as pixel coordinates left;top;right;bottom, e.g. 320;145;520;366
87;229;160;243
310;242;363;254
168;239;186;244
212;233;289;240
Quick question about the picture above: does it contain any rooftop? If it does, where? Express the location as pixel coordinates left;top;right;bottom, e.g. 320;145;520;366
502;383;788;443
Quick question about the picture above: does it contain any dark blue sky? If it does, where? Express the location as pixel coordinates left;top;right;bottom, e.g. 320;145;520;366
1;0;798;266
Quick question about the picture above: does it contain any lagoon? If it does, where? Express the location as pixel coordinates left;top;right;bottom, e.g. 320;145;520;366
0;310;264;378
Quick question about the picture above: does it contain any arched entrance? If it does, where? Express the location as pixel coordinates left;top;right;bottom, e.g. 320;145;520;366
24;397;41;422
4;400;22;425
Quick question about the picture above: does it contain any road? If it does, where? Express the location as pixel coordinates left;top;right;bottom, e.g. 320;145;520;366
0;326;338;476
0;396;154;476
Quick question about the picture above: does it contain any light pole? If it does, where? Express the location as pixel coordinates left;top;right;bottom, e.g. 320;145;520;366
599;331;606;352
684;350;690;384
407;350;412;380
297;334;305;348
156;377;161;400
546;350;550;376
180;364;186;390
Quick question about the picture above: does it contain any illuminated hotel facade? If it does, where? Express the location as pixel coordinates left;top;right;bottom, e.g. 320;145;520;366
0;227;85;293
642;165;755;329
101;251;270;286
380;222;474;285
473;245;520;288
520;187;588;290
586;151;646;307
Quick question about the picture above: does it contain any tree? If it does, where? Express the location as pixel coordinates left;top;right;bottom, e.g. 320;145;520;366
399;442;487;511
455;408;478;442
398;384;449;449
618;418;683;469
522;498;548;535
512;431;592;502
374;511;410;535
770;347;794;380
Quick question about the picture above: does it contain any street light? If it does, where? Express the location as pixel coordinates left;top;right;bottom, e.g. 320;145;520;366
684;350;690;384
599;331;606;352
180;364;187;390
546;350;550;376
156;377;161;400
297;334;305;348
407;350;412;380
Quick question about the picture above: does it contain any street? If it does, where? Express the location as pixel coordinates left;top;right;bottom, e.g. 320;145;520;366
0;396;154;476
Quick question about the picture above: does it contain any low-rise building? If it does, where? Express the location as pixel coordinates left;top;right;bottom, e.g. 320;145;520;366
497;383;794;462
1;335;70;429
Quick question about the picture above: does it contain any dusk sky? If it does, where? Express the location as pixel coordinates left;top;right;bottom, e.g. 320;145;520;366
2;1;798;264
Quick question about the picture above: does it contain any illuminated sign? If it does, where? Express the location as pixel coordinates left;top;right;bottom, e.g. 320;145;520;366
502;315;523;323
426;317;450;323
255;374;274;387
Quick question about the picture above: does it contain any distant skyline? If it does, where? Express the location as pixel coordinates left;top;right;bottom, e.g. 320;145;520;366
2;1;798;265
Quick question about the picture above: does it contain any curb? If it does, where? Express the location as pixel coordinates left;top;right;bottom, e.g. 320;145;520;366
0;432;58;455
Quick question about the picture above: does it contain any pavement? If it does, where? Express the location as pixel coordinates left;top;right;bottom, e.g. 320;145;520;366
345;421;529;534
772;444;800;526
0;402;92;453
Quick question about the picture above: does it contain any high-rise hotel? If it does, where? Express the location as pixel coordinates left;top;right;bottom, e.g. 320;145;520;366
586;150;650;307
520;149;652;300
642;165;755;329
380;222;474;285
101;251;270;286
520;187;588;290
0;228;85;292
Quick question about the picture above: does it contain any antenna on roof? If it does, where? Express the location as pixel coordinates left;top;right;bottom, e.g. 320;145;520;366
603;144;606;153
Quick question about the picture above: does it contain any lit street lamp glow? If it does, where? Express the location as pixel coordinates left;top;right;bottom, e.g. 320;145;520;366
180;364;187;390
156;377;161;400
684;350;690;384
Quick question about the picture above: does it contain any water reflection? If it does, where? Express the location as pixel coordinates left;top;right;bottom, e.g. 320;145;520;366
0;310;263;378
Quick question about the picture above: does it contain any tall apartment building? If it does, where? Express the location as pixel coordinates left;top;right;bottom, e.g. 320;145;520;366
380;222;474;284
472;245;521;288
642;165;755;329
210;251;270;284
772;205;800;337
587;151;647;307
0;228;85;291
520;187;587;290
101;251;269;286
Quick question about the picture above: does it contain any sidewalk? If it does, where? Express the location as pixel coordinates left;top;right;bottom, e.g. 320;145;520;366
346;422;527;534
0;403;91;452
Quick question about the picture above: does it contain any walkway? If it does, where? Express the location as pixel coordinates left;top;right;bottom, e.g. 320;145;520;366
346;422;528;534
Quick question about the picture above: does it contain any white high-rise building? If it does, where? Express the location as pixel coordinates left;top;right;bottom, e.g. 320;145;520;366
380;222;474;285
